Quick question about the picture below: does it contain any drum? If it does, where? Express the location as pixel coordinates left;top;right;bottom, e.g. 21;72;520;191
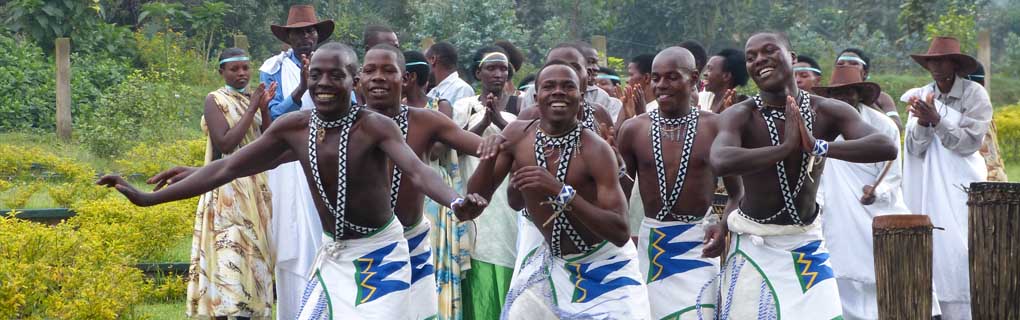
968;182;1020;319
873;214;933;319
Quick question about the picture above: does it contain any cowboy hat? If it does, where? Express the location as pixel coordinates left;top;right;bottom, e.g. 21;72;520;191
812;65;881;106
910;36;979;76
271;5;334;44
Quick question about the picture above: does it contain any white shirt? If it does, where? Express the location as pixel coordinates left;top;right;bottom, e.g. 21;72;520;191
427;71;475;104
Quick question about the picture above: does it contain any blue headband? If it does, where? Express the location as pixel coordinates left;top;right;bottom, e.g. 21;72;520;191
793;66;822;75
597;74;620;81
219;56;250;66
405;61;428;67
837;56;867;66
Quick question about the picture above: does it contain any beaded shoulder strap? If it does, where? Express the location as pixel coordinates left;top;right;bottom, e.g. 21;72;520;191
308;107;378;240
389;105;410;209
650;109;701;222
580;102;600;135
534;125;590;257
745;92;814;225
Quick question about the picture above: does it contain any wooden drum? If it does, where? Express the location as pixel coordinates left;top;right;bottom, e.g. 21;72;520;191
873;214;933;319
968;182;1020;319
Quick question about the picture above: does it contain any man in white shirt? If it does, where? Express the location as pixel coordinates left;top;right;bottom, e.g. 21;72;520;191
902;36;991;320
426;41;475;104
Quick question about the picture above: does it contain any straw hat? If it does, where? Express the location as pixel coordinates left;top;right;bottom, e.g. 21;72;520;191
270;5;334;44
910;36;979;76
812;65;881;106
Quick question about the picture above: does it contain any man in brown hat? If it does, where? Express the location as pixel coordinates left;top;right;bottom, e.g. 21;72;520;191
901;36;991;320
256;5;336;320
814;65;913;320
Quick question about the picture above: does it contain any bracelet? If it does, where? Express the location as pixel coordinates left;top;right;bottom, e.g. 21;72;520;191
812;139;829;157
556;184;577;207
450;197;465;209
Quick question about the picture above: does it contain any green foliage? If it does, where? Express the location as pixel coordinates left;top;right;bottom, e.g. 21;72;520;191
606;56;625;74
138;2;191;33
409;0;525;74
189;2;233;62
1000;32;1020;79
68;196;195;262
0;35;54;131
995;104;1020;162
116;139;206;177
925;4;977;53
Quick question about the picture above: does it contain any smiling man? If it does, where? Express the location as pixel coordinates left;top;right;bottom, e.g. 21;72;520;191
99;43;488;319
709;32;897;318
617;47;743;319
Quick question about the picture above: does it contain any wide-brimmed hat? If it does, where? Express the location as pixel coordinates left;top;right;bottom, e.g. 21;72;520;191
271;5;334;44
812;65;881;106
910;36;979;76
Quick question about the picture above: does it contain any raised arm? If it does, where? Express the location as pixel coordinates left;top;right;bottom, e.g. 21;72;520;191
99;114;298;206
204;83;276;154
710;103;797;176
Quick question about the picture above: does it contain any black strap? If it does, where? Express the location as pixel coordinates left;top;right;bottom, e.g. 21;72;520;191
506;95;520;115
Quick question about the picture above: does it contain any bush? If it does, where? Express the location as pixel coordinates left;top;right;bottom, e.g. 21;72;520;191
995;104;1020;163
68;196;195;262
115;138;205;177
0;34;55;131
0;144;109;208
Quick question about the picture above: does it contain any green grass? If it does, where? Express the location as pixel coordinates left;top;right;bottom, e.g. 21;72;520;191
150;236;193;263
135;301;187;320
1006;161;1019;183
0;131;116;172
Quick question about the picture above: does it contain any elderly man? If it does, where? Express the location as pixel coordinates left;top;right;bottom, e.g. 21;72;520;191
902;36;991;320
256;5;335;319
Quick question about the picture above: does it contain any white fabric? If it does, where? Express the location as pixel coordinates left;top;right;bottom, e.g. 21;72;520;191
427;71;475;104
718;211;843;320
627;183;646;236
697;91;715;112
404;220;438;320
836;279;877;320
903;99;985;307
262;49;322;320
453;96;519;268
504;240;651;320
819;106;909;284
296;219;411;320
606;97;623;122
637;217;719;319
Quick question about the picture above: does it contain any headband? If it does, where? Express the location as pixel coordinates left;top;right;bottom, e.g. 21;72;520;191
477;52;509;67
967;74;985;79
596;74;620;81
405;61;428;67
219;56;250;66
793;66;822;75
519;83;534;90
837;55;867;66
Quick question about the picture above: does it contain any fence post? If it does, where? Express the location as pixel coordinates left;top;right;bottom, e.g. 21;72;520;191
591;35;608;67
977;30;991;95
234;34;249;51
55;38;71;142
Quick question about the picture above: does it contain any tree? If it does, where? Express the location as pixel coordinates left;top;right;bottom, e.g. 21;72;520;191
190;2;232;63
409;0;525;76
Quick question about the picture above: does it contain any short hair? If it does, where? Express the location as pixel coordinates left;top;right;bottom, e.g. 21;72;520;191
536;60;580;87
404;50;429;87
363;25;395;47
750;31;792;51
218;47;247;69
494;40;524;72
678;40;708;72
518;73;537;90
838;47;871;73
549;43;586;61
715;48;749;87
597;67;621;85
470;46;512;80
368;44;405;69
426;41;458;68
631;54;655;74
796;54;821;75
317;42;360;76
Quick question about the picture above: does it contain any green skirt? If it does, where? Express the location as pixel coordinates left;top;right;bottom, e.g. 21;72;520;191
462;259;514;320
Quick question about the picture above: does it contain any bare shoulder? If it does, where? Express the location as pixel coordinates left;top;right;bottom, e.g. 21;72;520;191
502;119;537;145
619;113;650;134
812;95;857;117
517;105;539;120
271;110;311;130
580;128;615;159
718;98;755;121
408;106;450;123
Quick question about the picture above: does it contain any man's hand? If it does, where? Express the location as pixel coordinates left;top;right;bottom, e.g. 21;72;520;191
782;95;804;152
453;193;489;221
298;54;310;91
720;89;737;110
147;166;198;191
860;185;877;205
96;175;155;206
702;222;726;258
908;93;941;127
477;134;508;160
510;166;563;197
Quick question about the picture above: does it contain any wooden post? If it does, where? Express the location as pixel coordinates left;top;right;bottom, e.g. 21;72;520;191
977;30;991;94
591;35;608;67
55;38;71;142
234;34;249;51
420;37;435;52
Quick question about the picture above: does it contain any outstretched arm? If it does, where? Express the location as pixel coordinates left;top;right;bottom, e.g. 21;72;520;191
99;117;297;206
431;110;485;157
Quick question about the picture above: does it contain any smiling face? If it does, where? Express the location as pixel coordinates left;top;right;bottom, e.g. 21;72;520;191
360;49;406;108
745;33;796;92
651;49;698;112
702;56;727;92
287;26;319;56
536;64;582;125
582;47;600;87
219;60;251;90
793;61;821;92
308;49;354;115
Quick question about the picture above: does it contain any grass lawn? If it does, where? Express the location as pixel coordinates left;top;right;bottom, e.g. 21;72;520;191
1006;161;1019;182
136;301;276;319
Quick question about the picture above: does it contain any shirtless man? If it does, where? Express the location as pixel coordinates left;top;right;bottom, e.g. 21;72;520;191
518;44;615;135
709;32;897;319
617;47;743;319
98;43;487;319
359;44;494;320
469;62;650;319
